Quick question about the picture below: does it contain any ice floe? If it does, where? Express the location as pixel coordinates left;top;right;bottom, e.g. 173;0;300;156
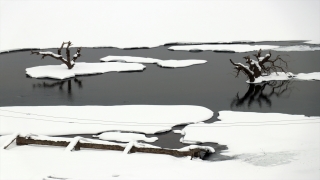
168;44;279;53
182;111;320;155
94;132;158;143
26;62;146;80
274;45;320;51
0;105;213;135
101;56;207;68
157;60;207;68
248;72;320;83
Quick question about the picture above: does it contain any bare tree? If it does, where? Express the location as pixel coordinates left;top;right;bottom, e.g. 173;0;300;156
230;49;289;82
31;41;81;69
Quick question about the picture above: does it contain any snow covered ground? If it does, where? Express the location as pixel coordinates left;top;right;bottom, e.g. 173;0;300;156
1;110;319;179
1;1;319;51
26;62;146;80
0;105;213;135
168;44;320;53
94;132;158;143
248;72;320;83
274;45;320;51
101;56;207;68
168;44;279;53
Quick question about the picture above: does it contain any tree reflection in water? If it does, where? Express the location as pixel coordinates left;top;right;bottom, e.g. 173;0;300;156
32;78;82;98
231;81;294;108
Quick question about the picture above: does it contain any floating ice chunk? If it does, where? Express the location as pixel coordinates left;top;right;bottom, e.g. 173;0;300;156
294;72;320;81
168;44;279;53
183;111;320;156
101;56;162;64
26;62;146;80
274;45;320;51
94;132;158;142
173;130;185;135
247;72;320;83
304;40;320;45
157;60;207;68
248;72;293;83
101;56;207;68
0;105;213;135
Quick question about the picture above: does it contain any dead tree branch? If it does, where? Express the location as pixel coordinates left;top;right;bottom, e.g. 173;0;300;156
230;49;289;82
31;41;81;69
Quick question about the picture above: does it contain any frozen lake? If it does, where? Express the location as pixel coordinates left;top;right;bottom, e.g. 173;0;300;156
0;41;319;160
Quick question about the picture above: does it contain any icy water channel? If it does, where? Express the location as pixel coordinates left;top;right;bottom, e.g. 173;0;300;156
1;41;320;160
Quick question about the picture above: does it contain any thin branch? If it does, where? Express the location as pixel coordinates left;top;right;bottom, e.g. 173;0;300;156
72;47;82;62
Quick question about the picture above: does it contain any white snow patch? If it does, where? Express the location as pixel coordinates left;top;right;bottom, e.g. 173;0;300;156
2;132;318;180
38;51;63;58
235;63;253;75
1;132;19;149
294;72;320;80
65;136;82;152
177;145;214;153
123;141;134;154
168;45;279;52
183;111;320;155
157;60;206;68
274;45;320;51
0;105;213;135
101;56;207;68
173;130;185;135
101;56;162;64
248;72;320;83
251;60;261;71
26;62;146;80
94;132;158;143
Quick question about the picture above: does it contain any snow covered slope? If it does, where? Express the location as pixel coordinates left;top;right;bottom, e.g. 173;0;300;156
1;1;319;51
0;105;213;135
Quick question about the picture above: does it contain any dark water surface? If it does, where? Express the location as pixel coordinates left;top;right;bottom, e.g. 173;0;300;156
1;42;319;160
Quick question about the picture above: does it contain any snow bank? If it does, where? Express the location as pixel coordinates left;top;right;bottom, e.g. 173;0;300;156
26;62;146;80
101;56;207;68
1;133;319;180
183;111;320;155
248;72;320;83
94;132;158;143
177;145;214;153
274;45;320;51
168;45;279;53
2;1;319;52
0;105;213;135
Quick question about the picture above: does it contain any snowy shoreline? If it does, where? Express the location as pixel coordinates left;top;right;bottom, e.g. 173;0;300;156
1;40;319;54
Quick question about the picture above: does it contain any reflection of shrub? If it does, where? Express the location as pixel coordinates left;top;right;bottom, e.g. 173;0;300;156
231;81;293;108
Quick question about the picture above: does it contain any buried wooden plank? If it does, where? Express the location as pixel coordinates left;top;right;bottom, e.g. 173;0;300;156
16;136;210;159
